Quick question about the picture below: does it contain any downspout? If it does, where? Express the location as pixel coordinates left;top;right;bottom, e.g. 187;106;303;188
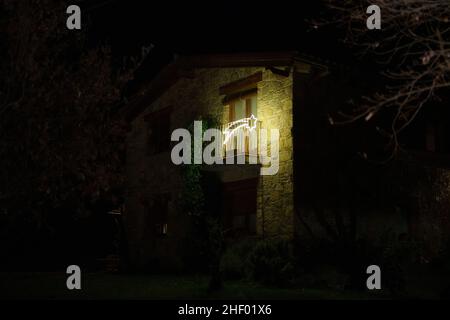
261;173;265;240
260;120;265;239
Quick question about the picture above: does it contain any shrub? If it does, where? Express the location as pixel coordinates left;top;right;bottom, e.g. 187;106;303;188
220;239;254;280
247;239;295;286
220;238;296;286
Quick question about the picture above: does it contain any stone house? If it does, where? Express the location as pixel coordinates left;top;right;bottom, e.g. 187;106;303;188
122;51;344;270
118;51;450;271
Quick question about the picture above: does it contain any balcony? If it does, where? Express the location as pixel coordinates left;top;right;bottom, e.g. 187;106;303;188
201;115;261;182
220;114;261;163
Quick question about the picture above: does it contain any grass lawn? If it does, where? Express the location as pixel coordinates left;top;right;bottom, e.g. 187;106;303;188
0;272;387;300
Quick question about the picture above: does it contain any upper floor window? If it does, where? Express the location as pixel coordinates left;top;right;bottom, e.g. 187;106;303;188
222;92;259;157
220;72;261;123
220;73;262;158
144;107;172;155
228;93;257;122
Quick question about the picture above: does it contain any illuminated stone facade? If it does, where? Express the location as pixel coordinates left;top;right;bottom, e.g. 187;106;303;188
124;55;306;269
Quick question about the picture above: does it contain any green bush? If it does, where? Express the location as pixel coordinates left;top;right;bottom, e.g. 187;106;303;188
220;239;296;286
220;240;254;280
247;239;295;286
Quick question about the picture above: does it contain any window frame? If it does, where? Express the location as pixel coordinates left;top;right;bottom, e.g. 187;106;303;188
224;92;258;157
222;178;258;236
228;92;257;123
148;193;170;237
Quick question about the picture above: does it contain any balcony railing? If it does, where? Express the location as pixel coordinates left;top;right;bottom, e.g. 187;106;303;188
220;115;261;163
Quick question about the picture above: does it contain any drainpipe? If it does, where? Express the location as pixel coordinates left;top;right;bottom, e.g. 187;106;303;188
260;120;265;239
261;173;265;240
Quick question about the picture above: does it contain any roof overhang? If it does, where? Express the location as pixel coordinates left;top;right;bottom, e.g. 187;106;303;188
121;51;314;122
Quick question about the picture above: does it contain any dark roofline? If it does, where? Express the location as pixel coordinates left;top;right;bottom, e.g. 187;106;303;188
179;51;298;68
120;51;326;122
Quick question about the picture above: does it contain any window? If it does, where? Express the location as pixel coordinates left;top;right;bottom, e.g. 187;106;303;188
155;222;168;236
220;72;261;122
229;93;257;122
220;72;261;158
144;107;172;155
147;194;170;237
224;93;258;156
222;178;258;236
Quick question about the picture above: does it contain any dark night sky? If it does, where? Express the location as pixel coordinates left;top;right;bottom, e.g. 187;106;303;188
85;1;329;52
80;0;361;81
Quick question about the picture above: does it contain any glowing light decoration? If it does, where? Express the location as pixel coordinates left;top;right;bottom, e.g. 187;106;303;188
222;114;258;145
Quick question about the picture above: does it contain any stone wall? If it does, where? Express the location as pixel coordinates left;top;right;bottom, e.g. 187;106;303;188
125;66;295;269
256;70;294;238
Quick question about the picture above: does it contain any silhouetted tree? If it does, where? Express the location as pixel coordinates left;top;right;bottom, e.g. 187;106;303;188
0;0;144;263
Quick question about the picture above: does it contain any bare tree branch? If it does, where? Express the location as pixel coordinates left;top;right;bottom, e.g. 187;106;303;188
317;0;450;158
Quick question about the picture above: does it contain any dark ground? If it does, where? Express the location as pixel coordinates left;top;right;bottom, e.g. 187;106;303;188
2;264;450;300
0;273;383;300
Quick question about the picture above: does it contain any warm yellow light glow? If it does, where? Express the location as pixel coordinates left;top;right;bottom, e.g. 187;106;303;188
222;114;258;145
